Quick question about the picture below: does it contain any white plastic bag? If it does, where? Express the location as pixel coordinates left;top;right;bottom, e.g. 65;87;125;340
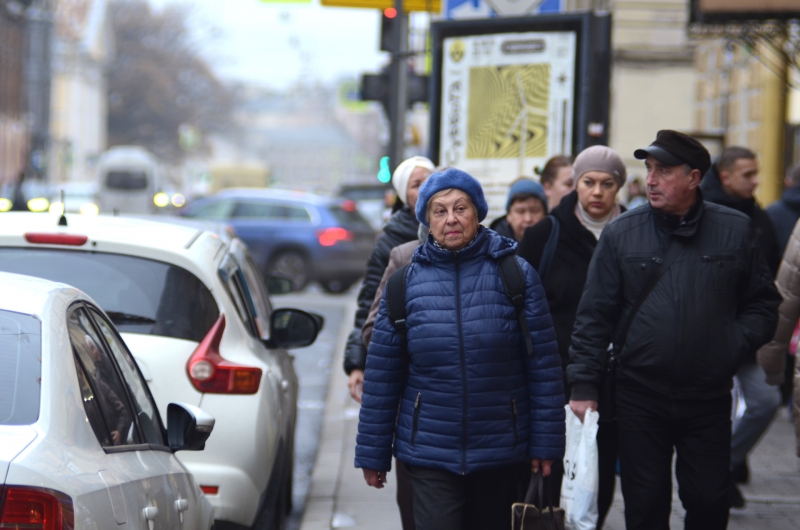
560;405;599;530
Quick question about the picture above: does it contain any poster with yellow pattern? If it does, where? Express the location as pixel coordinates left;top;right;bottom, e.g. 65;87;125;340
440;32;576;219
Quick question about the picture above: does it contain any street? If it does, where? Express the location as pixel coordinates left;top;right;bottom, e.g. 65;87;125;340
276;285;800;530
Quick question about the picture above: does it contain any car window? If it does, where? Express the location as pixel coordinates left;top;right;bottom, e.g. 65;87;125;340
186;199;235;220
0;310;41;425
105;170;148;190
88;307;165;446
68;307;140;447
328;204;371;229
284;206;312;221
219;253;263;338
240;255;273;340
232;201;284;219
232;201;312;222
0;249;220;342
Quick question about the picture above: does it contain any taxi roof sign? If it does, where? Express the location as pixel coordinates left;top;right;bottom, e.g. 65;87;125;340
320;0;440;12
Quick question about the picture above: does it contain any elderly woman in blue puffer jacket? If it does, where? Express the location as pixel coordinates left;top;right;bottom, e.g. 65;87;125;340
355;169;565;530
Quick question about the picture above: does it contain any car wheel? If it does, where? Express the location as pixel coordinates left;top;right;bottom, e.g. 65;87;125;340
267;251;309;291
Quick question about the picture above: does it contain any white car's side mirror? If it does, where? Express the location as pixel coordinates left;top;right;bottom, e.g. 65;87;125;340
167;402;215;452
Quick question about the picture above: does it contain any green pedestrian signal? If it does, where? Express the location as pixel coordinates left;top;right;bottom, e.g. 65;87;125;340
377;156;391;183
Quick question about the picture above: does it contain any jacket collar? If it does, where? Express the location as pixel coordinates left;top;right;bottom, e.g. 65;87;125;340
384;206;420;240
700;166;755;215
781;186;800;211
415;226;516;264
651;188;705;238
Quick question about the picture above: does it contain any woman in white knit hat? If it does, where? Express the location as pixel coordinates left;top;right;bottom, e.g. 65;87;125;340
344;156;434;530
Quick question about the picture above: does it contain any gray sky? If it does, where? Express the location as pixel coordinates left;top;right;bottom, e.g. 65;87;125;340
149;0;388;90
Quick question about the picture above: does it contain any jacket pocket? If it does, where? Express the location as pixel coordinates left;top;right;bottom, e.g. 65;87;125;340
411;392;421;445
699;253;740;290
511;398;519;445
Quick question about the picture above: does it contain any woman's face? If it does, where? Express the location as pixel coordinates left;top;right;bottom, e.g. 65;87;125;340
405;167;432;210
576;171;619;219
428;189;479;251
506;197;546;241
543;166;574;210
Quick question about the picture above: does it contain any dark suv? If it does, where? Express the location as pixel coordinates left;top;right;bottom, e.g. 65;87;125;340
181;188;375;292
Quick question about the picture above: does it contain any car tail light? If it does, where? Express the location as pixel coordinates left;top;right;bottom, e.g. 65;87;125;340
341;200;357;212
317;227;353;247
187;314;262;394
200;486;219;495
24;233;88;246
0;486;74;530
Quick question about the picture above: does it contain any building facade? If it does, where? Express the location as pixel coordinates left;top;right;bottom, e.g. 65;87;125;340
49;0;111;183
0;2;29;185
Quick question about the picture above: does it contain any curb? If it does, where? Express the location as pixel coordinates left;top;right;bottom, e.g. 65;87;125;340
299;297;357;530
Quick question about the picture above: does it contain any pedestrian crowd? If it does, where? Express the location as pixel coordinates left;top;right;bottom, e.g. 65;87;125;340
342;129;800;530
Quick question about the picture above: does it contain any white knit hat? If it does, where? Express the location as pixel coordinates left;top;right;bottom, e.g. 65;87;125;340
392;156;435;205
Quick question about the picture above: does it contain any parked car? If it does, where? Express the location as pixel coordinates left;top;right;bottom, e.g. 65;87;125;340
0;213;322;530
180;188;376;292
336;182;393;231
0;271;215;529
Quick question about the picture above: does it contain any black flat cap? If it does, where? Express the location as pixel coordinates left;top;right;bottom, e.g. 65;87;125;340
634;130;711;175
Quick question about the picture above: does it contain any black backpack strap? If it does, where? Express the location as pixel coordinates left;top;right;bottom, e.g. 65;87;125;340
386;263;411;366
497;254;534;356
537;217;560;282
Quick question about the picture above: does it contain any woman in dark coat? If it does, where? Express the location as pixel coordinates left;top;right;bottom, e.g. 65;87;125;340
356;169;565;530
344;156;435;394
517;145;627;530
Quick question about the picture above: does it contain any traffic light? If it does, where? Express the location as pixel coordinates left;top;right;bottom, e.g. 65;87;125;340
381;8;398;52
360;72;429;112
377;156;391;183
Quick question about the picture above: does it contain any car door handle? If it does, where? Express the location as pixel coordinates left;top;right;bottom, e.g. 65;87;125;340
143;506;159;520
175;498;189;512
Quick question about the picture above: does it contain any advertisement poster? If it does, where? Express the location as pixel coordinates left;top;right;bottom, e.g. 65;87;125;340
439;31;576;218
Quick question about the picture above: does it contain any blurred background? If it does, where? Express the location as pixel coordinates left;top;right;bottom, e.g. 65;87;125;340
2;0;799;221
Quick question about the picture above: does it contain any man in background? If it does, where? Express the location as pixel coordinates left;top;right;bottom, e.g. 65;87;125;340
700;146;782;508
768;163;800;255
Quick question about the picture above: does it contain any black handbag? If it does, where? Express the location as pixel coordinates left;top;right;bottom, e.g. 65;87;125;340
512;471;566;530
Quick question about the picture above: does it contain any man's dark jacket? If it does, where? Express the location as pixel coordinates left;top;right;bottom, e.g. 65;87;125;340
517;190;625;372
700;166;781;276
767;186;800;255
568;194;781;402
343;206;419;374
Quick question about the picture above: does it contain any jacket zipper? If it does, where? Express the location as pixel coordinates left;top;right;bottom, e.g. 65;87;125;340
454;251;468;475
511;398;519;445
412;392;422;445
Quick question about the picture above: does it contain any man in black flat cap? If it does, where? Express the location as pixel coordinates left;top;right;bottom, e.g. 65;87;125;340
567;130;781;530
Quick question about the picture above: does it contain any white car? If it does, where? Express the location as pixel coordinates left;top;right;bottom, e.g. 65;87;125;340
0;213;322;530
0;271;215;529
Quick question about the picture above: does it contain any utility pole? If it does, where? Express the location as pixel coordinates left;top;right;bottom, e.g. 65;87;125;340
387;0;408;172
24;0;53;181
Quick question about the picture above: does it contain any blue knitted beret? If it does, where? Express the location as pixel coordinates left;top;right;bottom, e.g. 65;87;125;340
415;168;488;227
506;179;548;212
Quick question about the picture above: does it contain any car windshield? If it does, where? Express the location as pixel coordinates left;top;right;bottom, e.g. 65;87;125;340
0;249;219;342
0;310;41;425
105;170;148;190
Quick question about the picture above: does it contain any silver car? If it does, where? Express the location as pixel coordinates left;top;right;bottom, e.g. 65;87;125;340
0;271;215;529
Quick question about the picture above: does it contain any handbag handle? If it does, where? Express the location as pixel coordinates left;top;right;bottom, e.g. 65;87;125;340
523;470;563;530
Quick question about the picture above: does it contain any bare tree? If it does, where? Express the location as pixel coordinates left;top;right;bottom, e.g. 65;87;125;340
107;0;233;163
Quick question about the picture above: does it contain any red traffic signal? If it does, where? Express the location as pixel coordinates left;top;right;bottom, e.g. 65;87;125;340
383;7;397;17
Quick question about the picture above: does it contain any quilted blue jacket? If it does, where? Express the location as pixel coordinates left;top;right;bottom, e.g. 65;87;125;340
355;227;565;475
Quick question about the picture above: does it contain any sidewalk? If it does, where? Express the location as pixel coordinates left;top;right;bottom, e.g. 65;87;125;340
299;298;403;530
300;310;800;529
